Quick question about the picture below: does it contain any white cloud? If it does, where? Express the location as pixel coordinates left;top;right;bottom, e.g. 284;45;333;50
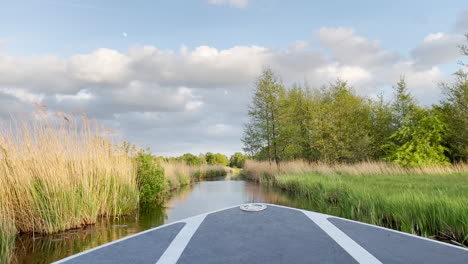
0;88;44;103
315;64;373;85
69;48;130;84
207;0;249;8
411;32;464;68
55;89;94;102
317;27;401;68
0;54;77;93
0;27;460;155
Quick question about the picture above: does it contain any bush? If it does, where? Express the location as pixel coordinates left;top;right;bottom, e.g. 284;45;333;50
180;153;203;166
136;150;167;204
386;112;450;167
229;152;247;168
207;153;229;166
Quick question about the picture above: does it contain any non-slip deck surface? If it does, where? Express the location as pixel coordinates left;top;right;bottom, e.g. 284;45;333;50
178;206;357;264
54;205;468;264
329;218;468;264
56;223;185;264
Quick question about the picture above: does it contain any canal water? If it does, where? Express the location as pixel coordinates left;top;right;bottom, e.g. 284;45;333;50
12;177;312;264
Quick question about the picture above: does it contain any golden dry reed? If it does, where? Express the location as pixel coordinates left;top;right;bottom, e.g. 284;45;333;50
0;109;139;262
161;160;192;189
160;160;227;190
243;160;468;182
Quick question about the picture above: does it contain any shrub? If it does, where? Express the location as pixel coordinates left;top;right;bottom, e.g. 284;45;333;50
229;152;247;168
386;113;450;167
136;150;167;204
179;153;202;166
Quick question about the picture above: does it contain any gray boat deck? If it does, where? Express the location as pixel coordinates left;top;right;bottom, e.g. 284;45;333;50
53;204;468;264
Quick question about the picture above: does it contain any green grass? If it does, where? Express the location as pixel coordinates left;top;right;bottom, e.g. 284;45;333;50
0;204;16;264
0;227;15;264
273;172;468;246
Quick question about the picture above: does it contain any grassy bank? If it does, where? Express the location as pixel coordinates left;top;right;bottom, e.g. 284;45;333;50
244;160;468;246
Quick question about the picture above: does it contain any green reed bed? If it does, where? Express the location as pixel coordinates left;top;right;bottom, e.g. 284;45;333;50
273;172;468;246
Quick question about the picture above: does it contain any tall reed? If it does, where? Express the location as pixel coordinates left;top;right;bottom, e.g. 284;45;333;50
244;160;468;183
160;160;227;190
160;160;192;189
0;110;139;236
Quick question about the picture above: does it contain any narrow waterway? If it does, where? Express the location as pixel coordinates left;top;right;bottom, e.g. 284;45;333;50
12;177;313;264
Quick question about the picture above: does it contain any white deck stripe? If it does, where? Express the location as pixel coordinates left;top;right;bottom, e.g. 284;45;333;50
303;211;382;264
53;205;239;264
52;221;184;264
155;214;206;264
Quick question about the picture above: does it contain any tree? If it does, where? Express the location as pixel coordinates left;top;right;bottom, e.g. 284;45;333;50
204;152;228;166
278;84;315;160
391;76;417;130
205;152;214;164
308;80;373;161
241;123;262;157
229;152;247;168
245;68;285;165
198;153;207;165
437;35;468;161
179;153;201;166
211;153;229;166
437;77;468;161
386;111;449;166
368;93;395;159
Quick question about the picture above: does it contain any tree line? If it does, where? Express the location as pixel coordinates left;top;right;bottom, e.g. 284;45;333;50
159;152;248;168
242;35;468;166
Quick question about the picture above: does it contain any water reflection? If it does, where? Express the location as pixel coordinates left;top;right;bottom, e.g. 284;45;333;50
12;179;310;264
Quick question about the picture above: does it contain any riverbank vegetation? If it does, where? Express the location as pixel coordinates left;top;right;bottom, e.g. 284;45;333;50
244;160;468;246
163;152;229;166
229;152;249;168
0;111;139;263
0;110;228;263
160;159;227;190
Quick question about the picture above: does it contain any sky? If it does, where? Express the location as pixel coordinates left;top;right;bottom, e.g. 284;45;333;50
0;0;467;156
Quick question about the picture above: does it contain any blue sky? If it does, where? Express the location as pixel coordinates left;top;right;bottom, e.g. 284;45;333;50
0;1;467;156
2;0;466;56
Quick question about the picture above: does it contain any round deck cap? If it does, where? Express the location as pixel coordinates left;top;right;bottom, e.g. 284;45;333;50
239;203;267;212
